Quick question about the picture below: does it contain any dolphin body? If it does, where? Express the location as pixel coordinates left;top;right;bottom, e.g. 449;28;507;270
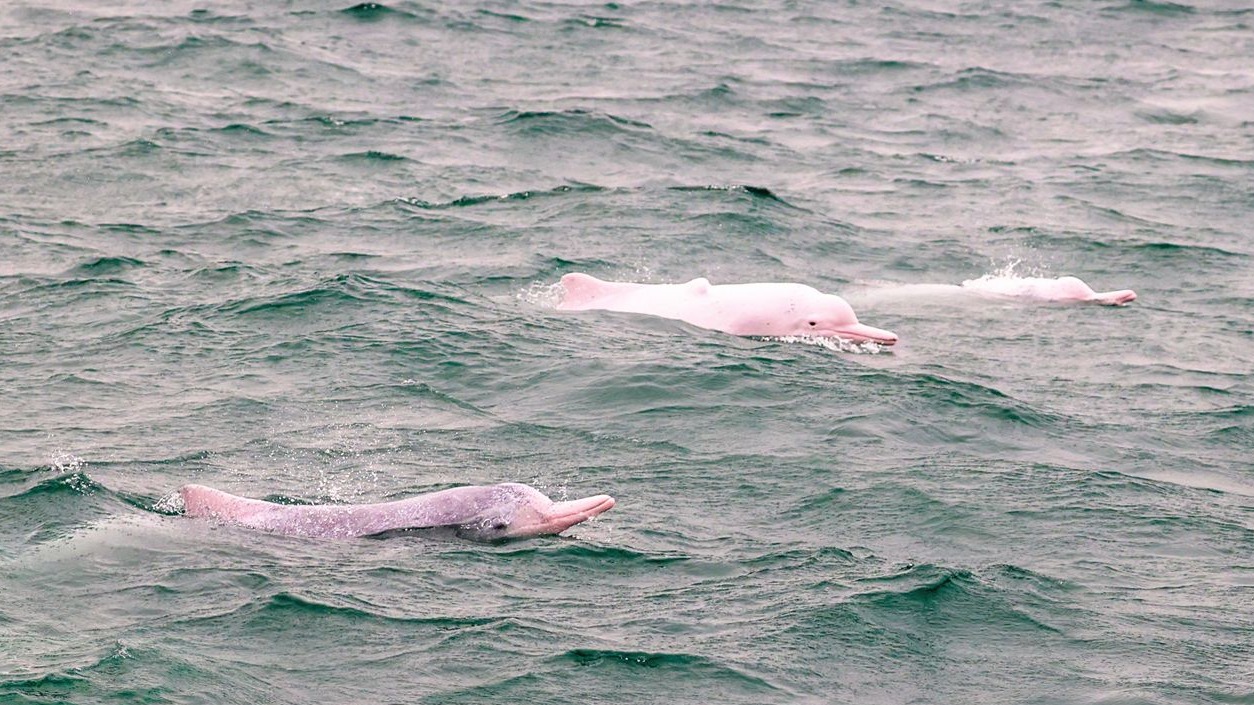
850;275;1137;308
557;272;898;345
179;482;615;541
960;275;1136;305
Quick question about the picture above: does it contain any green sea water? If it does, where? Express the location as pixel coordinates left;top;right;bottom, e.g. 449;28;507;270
1;1;1252;703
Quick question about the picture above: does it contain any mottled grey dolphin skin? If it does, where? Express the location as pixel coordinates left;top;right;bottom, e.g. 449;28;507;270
180;482;615;541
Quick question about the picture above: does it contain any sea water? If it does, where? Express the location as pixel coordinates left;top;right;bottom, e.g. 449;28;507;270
1;1;1251;703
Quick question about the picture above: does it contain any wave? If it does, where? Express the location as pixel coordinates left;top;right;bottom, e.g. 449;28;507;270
297;114;391;129
200;273;466;320
263;591;485;625
557;648;774;682
0;467;191;540
225;282;371;317
498;108;654;133
174;208;334;236
1128;240;1245;259
990;229;1247;261
773;562;1075;658
215;123;274;139
397;183;799;213
1091;147;1253;168
429;648;788;703
899;371;1063;429
853;563;980;602
398;184;606;210
98;222;162;236
16;274;139;297
337;150;410;163
0;471;123;551
451;542;692;566
0;640;227;704
739;545;862;570
852;563;1073;638
906;66;1040;94
1105;0;1196;16
176;590;501;629
8;470;179;516
1;672;90;700
667;184;793;206
65;255;146;276
131;33;277;65
2;471;105;502
28;116;109;128
340;3;416;22
1136;106;1203;125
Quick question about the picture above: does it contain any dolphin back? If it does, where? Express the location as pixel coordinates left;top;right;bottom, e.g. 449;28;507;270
177;483;523;538
181;484;273;520
557;273;647;310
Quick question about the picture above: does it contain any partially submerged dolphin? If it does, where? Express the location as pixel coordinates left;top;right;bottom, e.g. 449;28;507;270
960;275;1136;306
557;273;898;345
851;275;1137;308
179;482;615;541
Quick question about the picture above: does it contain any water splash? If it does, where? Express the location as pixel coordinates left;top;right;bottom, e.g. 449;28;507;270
517;280;565;308
48;451;87;473
151;491;186;515
312;444;383;503
762;335;892;354
61;472;99;494
971;257;1051;283
961;258;1058;293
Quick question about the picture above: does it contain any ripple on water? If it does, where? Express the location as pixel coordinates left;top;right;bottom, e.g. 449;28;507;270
1;2;1251;704
427;647;793;705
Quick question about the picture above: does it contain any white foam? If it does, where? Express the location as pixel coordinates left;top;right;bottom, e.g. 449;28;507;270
762;335;892;354
48;451;87;473
516;280;564;308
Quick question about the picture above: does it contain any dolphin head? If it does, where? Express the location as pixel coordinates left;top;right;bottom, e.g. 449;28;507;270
452;483;616;541
800;294;898;345
1054;276;1137;305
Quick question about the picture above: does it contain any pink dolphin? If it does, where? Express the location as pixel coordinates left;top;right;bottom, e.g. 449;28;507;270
961;275;1136;306
557;273;898;345
180;482;615;541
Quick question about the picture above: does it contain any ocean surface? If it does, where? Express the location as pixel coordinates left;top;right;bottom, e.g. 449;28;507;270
2;1;1252;703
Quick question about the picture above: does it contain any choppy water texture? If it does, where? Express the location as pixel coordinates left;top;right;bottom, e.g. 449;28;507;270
2;1;1252;703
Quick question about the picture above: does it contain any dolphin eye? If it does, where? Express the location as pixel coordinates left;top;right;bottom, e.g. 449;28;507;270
808;321;817;327
492;521;508;531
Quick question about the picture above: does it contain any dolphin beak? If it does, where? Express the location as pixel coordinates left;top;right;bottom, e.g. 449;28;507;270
542;494;616;534
1093;289;1137;306
833;323;899;346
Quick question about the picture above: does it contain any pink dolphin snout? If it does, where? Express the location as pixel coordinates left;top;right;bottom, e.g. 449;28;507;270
1094;289;1137;306
524;494;617;537
830;322;899;346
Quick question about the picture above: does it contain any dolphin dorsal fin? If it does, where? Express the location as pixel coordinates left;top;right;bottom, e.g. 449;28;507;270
685;277;711;296
559;273;607;306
